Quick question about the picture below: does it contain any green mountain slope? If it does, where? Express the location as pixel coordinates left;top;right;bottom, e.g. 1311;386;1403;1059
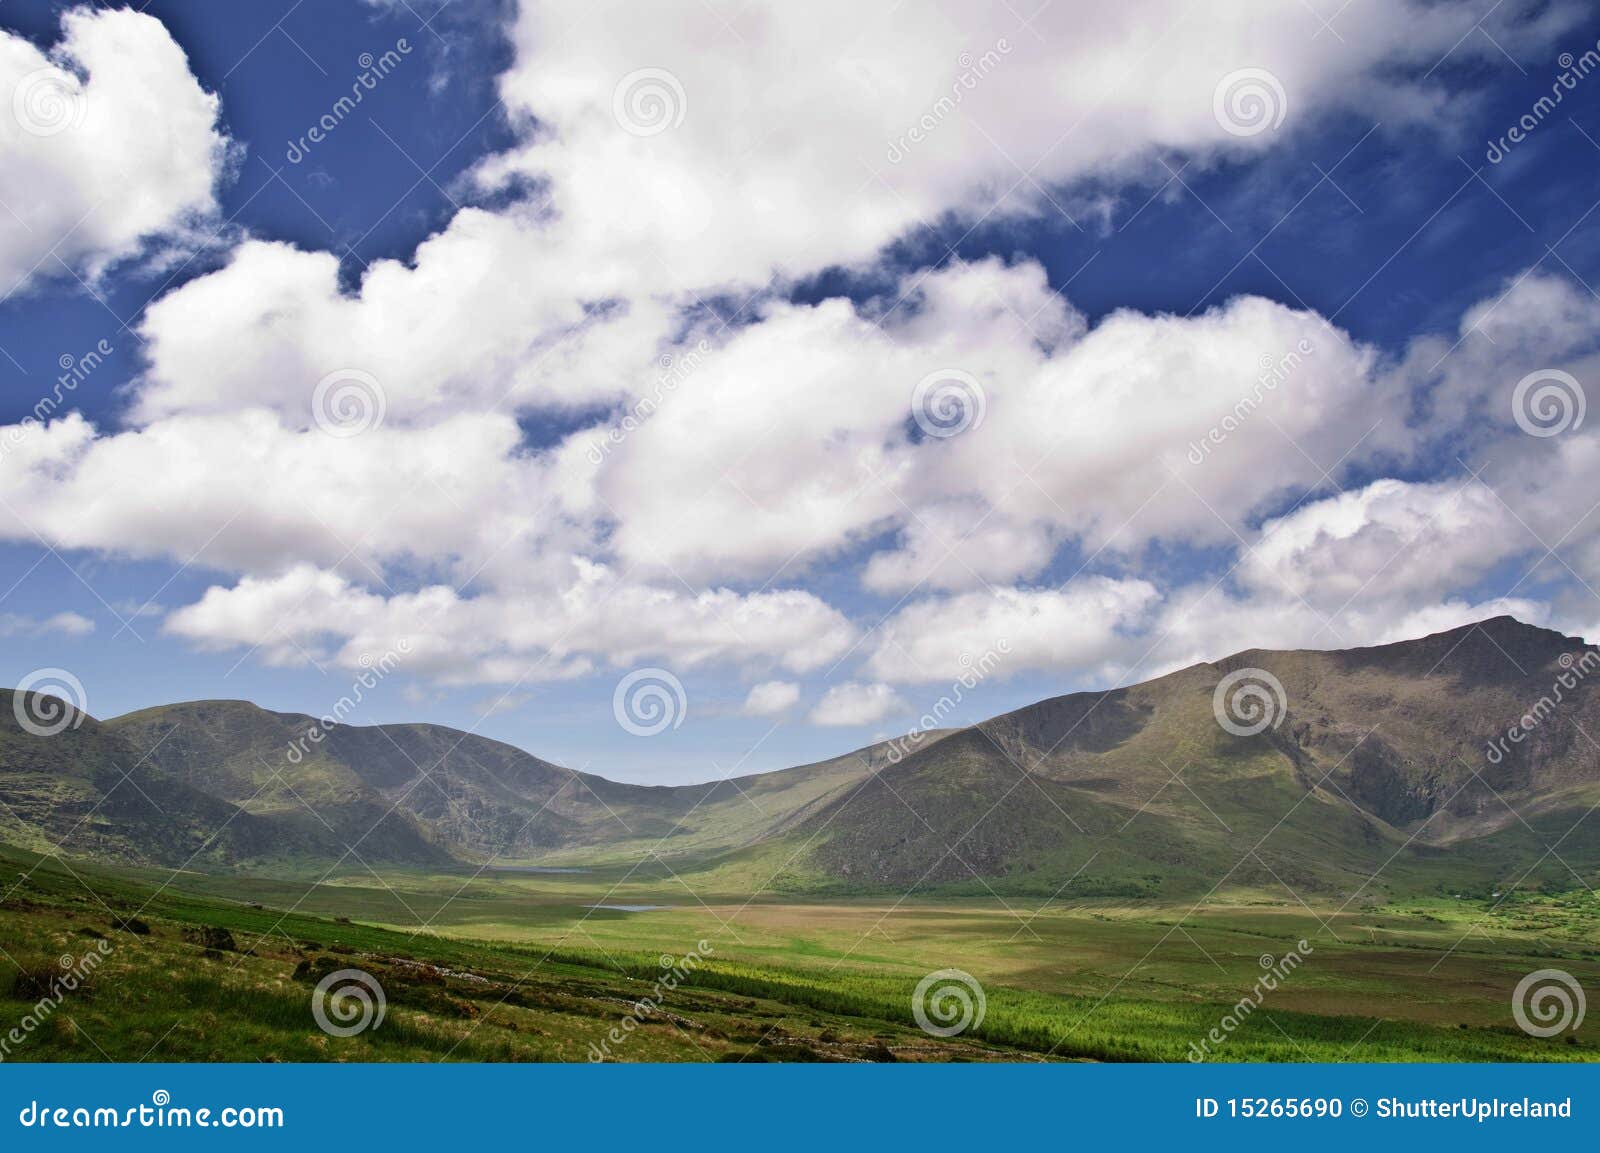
779;616;1600;898
4;617;1598;899
0;690;446;868
101;700;945;867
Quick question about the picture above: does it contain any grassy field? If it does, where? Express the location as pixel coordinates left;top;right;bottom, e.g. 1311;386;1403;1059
2;843;1597;1063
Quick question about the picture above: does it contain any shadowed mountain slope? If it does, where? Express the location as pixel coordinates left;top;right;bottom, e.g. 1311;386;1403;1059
101;700;942;866
0;690;445;868
3;618;1599;899
785;616;1600;897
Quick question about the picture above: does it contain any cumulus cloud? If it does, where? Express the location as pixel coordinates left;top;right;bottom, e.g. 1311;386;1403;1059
4;0;1595;706
9;258;1596;692
1238;478;1523;611
0;410;563;583
118;0;1568;426
162;563;856;684
594;257;1406;584
0;7;227;290
0;610;94;637
861;500;1060;594
742;680;800;717
865;577;1159;684
1145;586;1550;678
808;682;907;727
131;222;679;426
486;0;1561;283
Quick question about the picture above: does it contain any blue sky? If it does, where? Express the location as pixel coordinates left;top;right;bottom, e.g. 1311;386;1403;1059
3;0;1600;783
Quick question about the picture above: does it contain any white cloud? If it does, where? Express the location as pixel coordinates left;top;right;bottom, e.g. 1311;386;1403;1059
132;223;679;426
1239;477;1523;611
0;610;93;637
0;7;227;290
866;577;1159;683
1144;586;1549;677
808;682;907;727
10;260;1591;694
116;0;1565;430
42;610;94;636
162;563;856;685
594;294;918;580
1374;598;1550;644
742;680;800;717
861;500;1057;593
945;292;1401;554
597;258;1407;584
9;254;1596;698
1128;269;1600;679
487;0;1558;285
1390;271;1600;469
3;1;1594;707
0;410;562;582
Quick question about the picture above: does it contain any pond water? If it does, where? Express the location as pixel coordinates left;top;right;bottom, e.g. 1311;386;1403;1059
582;904;674;912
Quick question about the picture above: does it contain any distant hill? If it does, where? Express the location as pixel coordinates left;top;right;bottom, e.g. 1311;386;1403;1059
791;616;1600;896
99;699;943;868
0;693;446;868
3;617;1599;898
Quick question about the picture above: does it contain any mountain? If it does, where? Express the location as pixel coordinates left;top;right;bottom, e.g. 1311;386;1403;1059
2;617;1599;899
100;699;946;868
787;615;1600;897
0;691;445;868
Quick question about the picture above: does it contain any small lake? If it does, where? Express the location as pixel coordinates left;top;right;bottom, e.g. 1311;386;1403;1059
582;904;674;912
491;866;593;874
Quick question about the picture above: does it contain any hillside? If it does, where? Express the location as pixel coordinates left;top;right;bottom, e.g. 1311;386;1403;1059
786;616;1600;897
3;617;1599;900
100;700;940;867
0;691;445;868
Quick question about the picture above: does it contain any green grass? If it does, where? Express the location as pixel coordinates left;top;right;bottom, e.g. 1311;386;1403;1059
1;842;1596;1063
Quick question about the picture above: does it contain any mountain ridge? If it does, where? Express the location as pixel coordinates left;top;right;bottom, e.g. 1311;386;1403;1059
3;616;1598;899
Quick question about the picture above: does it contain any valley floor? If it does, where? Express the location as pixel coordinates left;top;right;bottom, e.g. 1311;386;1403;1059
2;845;1597;1063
